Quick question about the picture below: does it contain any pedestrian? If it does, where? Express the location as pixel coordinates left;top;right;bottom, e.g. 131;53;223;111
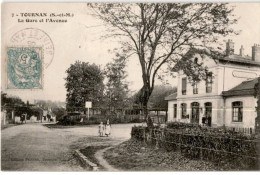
202;116;206;126
105;120;111;137
98;122;104;137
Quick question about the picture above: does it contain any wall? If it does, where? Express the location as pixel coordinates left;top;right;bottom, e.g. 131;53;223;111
176;55;218;99
174;97;222;126
1;111;6;126
167;100;177;122
217;64;260;94
224;96;256;128
169;54;260;128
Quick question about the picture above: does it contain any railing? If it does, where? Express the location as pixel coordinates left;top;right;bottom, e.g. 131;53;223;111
224;126;255;135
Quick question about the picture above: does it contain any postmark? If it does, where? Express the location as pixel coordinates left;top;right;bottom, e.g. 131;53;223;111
10;28;54;69
7;47;43;89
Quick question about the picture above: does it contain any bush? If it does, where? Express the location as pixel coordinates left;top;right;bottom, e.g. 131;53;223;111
131;124;259;170
56;115;75;125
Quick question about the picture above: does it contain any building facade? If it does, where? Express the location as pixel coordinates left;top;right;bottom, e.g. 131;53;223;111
166;40;260;128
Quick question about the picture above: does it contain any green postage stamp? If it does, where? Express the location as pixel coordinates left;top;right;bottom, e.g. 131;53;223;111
6;47;43;89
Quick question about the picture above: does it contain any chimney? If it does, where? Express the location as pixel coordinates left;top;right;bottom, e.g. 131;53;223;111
239;45;244;57
252;44;260;62
226;39;234;56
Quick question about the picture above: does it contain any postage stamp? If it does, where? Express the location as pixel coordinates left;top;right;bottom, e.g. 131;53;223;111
6;47;43;89
10;28;54;69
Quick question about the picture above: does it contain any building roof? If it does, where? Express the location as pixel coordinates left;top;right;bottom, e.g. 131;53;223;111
222;78;258;97
173;51;260;73
165;92;177;101
219;54;260;67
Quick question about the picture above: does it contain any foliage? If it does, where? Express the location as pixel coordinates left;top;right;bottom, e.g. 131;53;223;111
65;61;105;112
131;124;258;170
148;85;176;111
1;91;24;109
34;99;65;110
56;115;76;125
14;106;36;117
88;3;238;127
105;57;130;113
52;107;66;121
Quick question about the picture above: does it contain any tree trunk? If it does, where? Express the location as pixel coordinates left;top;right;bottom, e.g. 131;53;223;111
142;86;153;128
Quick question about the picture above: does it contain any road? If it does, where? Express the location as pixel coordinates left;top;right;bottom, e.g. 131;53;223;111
1;123;139;171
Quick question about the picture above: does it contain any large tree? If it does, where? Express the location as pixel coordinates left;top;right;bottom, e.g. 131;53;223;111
1;91;24;108
89;3;238;127
65;61;105;112
105;57;130;114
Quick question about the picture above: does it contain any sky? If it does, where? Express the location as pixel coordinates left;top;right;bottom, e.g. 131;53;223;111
1;2;260;103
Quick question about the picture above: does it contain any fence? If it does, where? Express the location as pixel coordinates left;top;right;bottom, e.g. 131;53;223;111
224;126;255;135
131;126;260;170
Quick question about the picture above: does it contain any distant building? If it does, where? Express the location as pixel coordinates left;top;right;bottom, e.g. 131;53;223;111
165;40;260;128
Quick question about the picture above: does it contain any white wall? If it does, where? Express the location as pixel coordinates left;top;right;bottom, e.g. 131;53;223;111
167;100;177;122
173;97;222;126
218;64;260;94
169;54;260;128
224;96;256;128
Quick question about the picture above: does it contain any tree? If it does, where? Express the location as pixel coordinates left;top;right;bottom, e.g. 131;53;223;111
148;85;177;111
89;3;238;127
65;61;105;112
52;107;66;121
105;57;130;114
1;91;24;108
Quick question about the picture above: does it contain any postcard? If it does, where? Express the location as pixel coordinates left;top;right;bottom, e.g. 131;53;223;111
1;2;260;171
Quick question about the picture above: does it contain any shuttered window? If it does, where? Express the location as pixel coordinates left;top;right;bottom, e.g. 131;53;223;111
174;104;177;118
181;103;187;119
182;78;187;95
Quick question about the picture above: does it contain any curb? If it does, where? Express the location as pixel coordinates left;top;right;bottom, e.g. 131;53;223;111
94;146;119;171
74;149;99;171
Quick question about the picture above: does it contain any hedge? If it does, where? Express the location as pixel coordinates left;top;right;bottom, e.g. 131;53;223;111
131;123;259;170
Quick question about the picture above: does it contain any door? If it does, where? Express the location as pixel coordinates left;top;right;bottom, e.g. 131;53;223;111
205;102;212;127
191;102;200;124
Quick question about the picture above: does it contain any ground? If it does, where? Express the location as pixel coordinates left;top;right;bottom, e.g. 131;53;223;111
103;139;244;171
1;123;137;171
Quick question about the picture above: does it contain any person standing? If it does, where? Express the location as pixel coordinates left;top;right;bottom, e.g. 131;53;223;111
105;120;111;137
98;122;104;137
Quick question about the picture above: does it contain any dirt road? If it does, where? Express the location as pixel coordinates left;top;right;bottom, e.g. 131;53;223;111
1;123;137;171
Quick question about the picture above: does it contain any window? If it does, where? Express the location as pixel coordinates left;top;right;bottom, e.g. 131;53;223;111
194;57;198;64
193;81;198;94
232;101;243;122
173;104;177;118
181;103;187;119
182;78;187;95
206;72;213;93
205;102;212;127
205;102;212;118
191;102;200;123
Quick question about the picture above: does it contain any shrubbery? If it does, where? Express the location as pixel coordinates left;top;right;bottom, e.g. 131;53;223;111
131;122;259;170
56;114;144;125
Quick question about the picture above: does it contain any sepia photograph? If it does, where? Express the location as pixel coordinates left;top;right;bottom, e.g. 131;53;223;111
1;1;260;172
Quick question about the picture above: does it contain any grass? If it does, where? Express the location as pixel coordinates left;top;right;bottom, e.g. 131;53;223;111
80;146;108;168
103;139;243;171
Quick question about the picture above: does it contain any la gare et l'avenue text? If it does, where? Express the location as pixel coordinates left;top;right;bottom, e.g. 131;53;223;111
13;13;74;23
18;18;68;23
